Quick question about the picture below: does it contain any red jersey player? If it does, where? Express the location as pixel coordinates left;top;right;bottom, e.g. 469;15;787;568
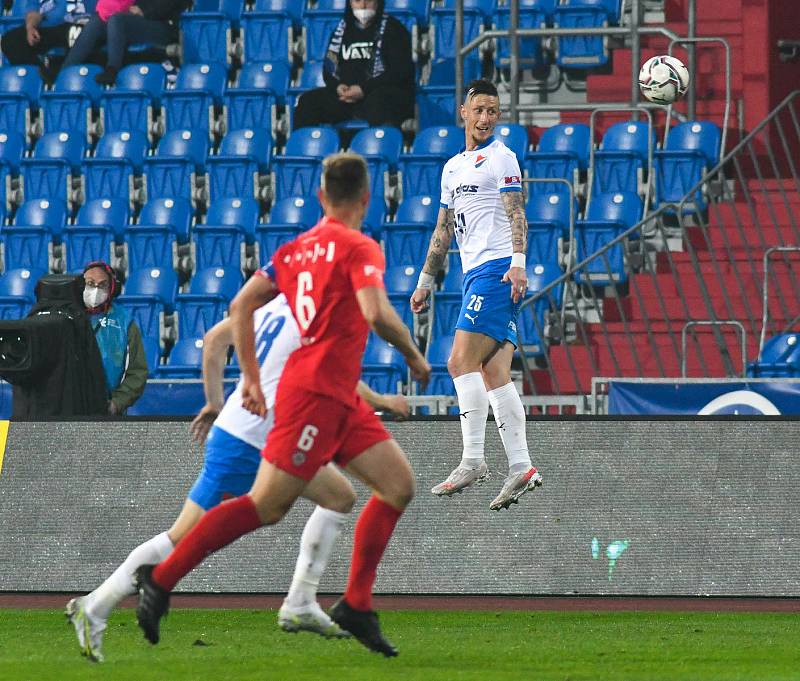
134;153;431;657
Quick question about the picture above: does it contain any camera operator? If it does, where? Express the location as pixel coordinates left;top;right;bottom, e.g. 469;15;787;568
83;261;148;415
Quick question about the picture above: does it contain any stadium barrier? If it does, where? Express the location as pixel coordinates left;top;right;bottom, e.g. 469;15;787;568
1;418;798;596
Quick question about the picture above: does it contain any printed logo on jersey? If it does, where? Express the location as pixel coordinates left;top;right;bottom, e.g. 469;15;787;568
474;154;487;168
504;175;521;185
454;184;479;196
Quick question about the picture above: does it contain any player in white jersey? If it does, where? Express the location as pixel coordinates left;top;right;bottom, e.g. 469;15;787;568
66;294;409;662
410;79;543;511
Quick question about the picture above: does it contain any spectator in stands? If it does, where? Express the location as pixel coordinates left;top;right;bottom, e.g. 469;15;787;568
293;0;415;130
83;261;148;415
0;0;93;82
60;0;188;85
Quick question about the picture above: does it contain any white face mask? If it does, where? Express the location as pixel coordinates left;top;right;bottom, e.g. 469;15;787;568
353;7;376;25
83;287;108;309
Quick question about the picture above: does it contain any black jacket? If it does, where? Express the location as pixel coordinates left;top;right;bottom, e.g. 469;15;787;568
135;0;190;25
322;0;414;96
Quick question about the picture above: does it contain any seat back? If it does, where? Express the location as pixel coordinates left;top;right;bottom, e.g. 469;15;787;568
14;197;68;232
665;121;722;166
538;123;591;166
411;126;463;156
349;127;403;167
157;129;208;168
526;192;573;233
62;225;114;271
600;121;654;160
32;131;84;168
0;226;50;271
125;224;177;271
0;267;45;299
52;64;104;105
586;191;643;227
284;126;339;158
93;130;149;172
303;10;343;61
192;224;244;270
180;14;232;65
139;197;193;243
124;266;179;309
174;62;228;95
0;65;42;103
218;127;272;165
394;194;438;225
0;131;25;173
494;123;529;166
189;266;244;299
268;196;321;228
241;11;293;62
206;197;260;240
116;63;167;102
237;61;291;100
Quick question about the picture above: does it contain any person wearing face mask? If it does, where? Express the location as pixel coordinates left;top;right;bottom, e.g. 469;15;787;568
293;0;415;131
83;261;148;415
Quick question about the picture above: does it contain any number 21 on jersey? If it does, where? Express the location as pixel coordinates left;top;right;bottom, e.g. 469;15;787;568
296;271;316;330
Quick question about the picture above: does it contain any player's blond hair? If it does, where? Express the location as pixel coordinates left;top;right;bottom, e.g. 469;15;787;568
320;152;369;205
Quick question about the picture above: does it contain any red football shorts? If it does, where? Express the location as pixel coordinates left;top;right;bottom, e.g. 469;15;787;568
262;387;392;481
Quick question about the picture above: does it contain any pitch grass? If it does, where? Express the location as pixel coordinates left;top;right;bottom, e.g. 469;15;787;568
1;608;799;681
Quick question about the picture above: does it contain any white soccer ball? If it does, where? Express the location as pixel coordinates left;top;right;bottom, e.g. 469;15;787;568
638;55;690;105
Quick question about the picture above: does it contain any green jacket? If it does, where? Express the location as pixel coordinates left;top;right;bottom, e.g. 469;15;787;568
110;320;148;412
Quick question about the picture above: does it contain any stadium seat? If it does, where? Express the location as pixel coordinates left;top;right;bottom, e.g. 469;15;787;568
235;60;291;103
493;1;551;72
206;197;260;244
156;338;204;378
271;127;339;202
363;196;386;238
141;334;162;376
380;194;437;269
0;226;51;271
385;0;430;29
76;197;130;243
537;123;592;168
747;334;800;378
241;5;295;63
0;266;43;319
100;63;166;141
654;121;722;211
256;224;302;265
192;0;243;20
0;65;43;143
592;121;655;197
82;130;149;209
442;263;463;292
431;287;462;341
495;123;530;168
20;131;84;207
13;198;69;242
385;264;422;330
180;13;233;65
0;0;40;34
361;335;406;394
224;62;288;133
0;131;25;174
206;128;272;203
526;192;576;267
267;195;321;228
430;1;487;61
39;65;103;144
160;63;227;140
188;265;243;300
518;261;563;355
192;222;245;270
143;129;209;206
138;197;194;244
349;127;404;171
395;194;439;227
553;0;622;68
525;123;590;196
175;266;243;338
124;223;178;272
417;58;482;129
302;8;343;62
62;224;115;272
399;126;462;198
119;267;178;342
421;334;455;397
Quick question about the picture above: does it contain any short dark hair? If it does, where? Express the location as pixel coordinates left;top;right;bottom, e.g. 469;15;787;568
320;152;369;204
464;78;499;102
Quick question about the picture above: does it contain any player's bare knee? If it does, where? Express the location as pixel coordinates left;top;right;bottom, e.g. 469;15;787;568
327;487;357;514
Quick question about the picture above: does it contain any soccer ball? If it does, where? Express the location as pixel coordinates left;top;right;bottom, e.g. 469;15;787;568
638;55;690;105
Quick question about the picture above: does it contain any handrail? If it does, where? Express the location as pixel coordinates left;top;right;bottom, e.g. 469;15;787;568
681;320;746;377
758;246;800;358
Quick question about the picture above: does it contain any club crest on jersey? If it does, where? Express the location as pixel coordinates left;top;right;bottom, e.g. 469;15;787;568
474;154;487;168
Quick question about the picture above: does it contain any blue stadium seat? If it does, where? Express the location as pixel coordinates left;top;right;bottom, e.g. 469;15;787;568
654;121;721;211
430;2;486;61
286;62;325;129
20;131;84;206
585;190;643;226
206;196;260;243
156;338;204;378
124;223;177;272
143;129;209;206
385;264;421;330
206;128;272;203
442;263;463;292
141;334;162;376
417;58;481;129
493;2;550;71
526;192;576;267
0;226;50;271
431;287;462;341
272;127;339;201
395;194;438;226
189;265;243;300
241;7;294;63
62;224;115;271
0;266;44;300
39;65;103;144
224;76;279;134
747;334;800;378
76;197;130;242
138;197;194;244
349;127;403;170
554;0;622;68
361;335;406;394
380;194;437;269
192;223;245;270
181;13;233;65
525;123;590;196
0;0;40;34
362;196;386;238
83;130;149;209
160;63;227;139
175;266;243;338
0;130;25;173
592;121;654;196
100;63;166;141
399;126;462;198
385;0;430;29
14;198;69;242
256;224;302;265
120;267;178;344
537;122;592;168
235;61;291;102
518;261;562;355
302;8;343;62
422;334;455;397
267;195;321;228
250;0;302;25
495;123;530;168
0;65;42;143
192;0;243;20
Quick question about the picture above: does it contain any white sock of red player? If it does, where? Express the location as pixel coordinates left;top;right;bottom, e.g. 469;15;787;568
284;506;348;610
487;381;532;474
453;372;489;468
84;531;174;621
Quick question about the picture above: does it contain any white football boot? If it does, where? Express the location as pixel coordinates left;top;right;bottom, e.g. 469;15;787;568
278;601;351;638
65;596;106;662
431;461;489;496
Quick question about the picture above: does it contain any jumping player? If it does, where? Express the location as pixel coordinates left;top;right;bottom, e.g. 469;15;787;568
410;78;543;510
66;294;410;662
135;152;431;657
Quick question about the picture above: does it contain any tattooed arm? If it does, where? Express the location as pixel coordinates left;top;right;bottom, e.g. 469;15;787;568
500;190;529;303
410;206;455;313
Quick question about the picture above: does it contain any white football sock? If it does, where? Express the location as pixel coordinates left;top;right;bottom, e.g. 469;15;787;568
84;531;174;621
488;381;532;473
453;372;489;468
284;506;348;610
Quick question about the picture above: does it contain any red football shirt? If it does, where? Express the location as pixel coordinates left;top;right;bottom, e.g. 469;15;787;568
257;216;386;406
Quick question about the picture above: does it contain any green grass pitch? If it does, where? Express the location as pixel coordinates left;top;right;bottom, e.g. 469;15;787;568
1;608;799;681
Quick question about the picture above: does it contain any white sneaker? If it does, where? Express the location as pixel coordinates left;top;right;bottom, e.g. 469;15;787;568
65;597;106;662
431;461;489;496
489;467;543;510
278;602;351;638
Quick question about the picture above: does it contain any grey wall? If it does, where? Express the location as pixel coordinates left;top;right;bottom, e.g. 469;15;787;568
0;419;798;595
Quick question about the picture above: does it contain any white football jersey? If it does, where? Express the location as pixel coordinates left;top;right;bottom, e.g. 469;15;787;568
439;137;523;273
214;294;301;449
